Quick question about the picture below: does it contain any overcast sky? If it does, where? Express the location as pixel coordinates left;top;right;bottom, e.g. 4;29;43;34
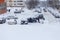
40;0;47;1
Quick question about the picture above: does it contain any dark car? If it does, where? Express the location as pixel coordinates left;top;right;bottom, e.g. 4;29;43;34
34;14;45;23
27;18;37;23
7;9;11;12
14;11;21;13
43;8;47;12
0;18;6;24
21;20;28;25
38;14;45;20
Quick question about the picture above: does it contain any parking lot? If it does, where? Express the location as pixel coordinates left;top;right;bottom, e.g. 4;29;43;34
0;7;60;25
0;7;60;40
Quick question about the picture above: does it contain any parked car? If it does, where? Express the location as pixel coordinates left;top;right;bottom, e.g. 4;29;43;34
14;9;21;13
14;9;24;14
34;10;41;13
14;11;21;13
7;9;11;12
7;19;17;25
54;13;60;18
21;20;28;25
34;8;42;13
33;14;45;23
48;8;60;18
38;14;45;20
43;8;47;12
6;16;18;25
6;16;18;20
27;18;37;23
27;14;45;23
0;18;6;24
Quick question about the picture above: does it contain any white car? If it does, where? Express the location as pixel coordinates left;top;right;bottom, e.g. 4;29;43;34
6;16;18;20
6;19;17;25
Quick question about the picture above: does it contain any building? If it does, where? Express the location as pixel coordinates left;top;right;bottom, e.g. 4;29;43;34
0;0;7;14
6;0;26;7
5;0;60;9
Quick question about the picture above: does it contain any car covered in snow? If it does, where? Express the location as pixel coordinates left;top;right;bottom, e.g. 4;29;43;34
47;7;60;18
33;7;42;13
6;16;18;25
6;19;17;25
14;9;24;14
6;16;18;20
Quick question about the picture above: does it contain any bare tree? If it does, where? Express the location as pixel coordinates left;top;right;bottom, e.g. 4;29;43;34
48;0;59;8
25;0;40;9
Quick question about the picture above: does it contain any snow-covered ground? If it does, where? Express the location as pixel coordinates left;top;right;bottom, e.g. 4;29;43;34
0;7;60;40
0;23;60;40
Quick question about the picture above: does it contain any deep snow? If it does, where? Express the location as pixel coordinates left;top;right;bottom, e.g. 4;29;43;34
0;23;60;40
0;7;60;40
